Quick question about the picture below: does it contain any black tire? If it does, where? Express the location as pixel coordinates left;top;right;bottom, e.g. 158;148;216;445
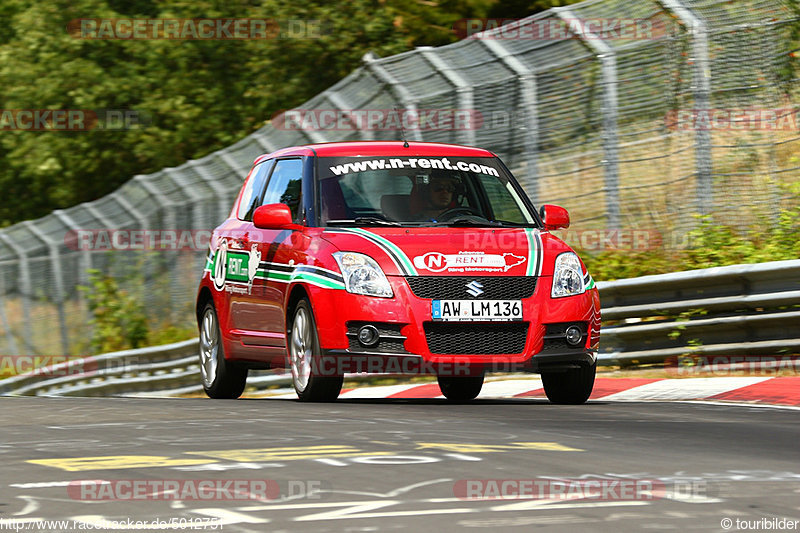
541;363;596;405
289;299;343;402
437;374;484;402
199;302;247;399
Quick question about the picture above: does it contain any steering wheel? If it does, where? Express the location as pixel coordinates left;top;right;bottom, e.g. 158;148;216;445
436;206;482;221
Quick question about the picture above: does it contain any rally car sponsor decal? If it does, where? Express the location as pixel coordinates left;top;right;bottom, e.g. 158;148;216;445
413;251;525;273
207;240;344;293
327;157;500;177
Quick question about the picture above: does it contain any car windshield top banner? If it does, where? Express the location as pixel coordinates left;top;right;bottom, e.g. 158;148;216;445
319;156;502;179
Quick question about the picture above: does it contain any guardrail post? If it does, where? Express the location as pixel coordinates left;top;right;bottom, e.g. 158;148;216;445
658;0;713;215
554;8;620;229
362;52;423;142
480;39;540;204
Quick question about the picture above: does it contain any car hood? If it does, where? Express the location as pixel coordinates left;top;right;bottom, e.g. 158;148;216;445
320;227;572;277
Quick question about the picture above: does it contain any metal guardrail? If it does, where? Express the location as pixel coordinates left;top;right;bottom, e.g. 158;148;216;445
597;259;800;365
1;260;798;396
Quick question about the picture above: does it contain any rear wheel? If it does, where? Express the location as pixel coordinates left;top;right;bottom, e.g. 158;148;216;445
199;302;247;399
541;363;596;404
289;299;343;402
437;374;484;402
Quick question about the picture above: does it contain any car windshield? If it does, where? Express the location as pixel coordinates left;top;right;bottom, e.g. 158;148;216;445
317;156;537;227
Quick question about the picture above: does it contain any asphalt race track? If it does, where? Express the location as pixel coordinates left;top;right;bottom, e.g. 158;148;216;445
1;397;798;532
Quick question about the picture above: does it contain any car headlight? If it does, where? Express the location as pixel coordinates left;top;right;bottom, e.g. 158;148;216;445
333;252;393;298
551;252;585;298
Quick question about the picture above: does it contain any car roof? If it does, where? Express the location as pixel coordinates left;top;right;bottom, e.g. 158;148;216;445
253;141;496;165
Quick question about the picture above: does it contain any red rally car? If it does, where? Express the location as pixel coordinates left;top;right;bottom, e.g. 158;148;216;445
196;141;600;403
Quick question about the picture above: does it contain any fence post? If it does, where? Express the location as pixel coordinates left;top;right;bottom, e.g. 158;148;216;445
23;221;70;354
659;0;713;215
52;209;94;335
0;233;34;353
554;8;621;229
417;46;477;147
480;39;540;204
362;52;423;142
0;289;19;354
191;158;236;225
325;81;376;141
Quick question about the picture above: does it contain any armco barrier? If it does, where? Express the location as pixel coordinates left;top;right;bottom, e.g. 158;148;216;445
597;259;800;365
1;260;798;395
0;0;797;358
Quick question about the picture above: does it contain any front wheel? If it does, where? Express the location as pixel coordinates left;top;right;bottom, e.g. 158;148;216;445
541;363;596;404
199;302;247;399
289;299;343;402
437;374;484;402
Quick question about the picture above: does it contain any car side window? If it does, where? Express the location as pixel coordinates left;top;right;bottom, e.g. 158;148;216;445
237;160;274;221
262;158;303;220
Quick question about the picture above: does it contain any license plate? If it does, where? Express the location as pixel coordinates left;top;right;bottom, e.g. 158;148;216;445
432;300;523;322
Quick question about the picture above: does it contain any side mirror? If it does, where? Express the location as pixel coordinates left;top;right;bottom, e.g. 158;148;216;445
540;204;570;230
253;203;294;229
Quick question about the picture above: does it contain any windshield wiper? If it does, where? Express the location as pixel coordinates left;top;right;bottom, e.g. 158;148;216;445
491;220;540;227
430;217;504;227
326;217;402;227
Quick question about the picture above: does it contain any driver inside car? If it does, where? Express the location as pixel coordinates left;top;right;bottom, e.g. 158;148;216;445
413;171;462;221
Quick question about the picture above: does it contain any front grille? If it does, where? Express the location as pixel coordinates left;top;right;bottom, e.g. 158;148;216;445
406;276;536;299
424;322;529;354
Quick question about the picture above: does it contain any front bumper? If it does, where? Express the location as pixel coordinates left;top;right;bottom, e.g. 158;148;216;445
306;274;600;371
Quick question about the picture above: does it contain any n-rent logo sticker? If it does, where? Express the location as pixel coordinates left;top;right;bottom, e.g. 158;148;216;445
413;251;525;273
211;240;261;293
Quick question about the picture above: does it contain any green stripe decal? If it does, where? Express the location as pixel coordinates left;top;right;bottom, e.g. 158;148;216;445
350;227;418;276
291;271;346;289
524;229;537;277
252;269;345;290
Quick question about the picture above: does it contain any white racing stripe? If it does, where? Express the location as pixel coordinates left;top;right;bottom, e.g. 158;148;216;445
339;384;436;399
478;379;543;398
599;377;772;401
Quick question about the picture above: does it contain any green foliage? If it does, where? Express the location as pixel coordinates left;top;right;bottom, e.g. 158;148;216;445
79;269;149;353
581;206;800;281
1;0;539;227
